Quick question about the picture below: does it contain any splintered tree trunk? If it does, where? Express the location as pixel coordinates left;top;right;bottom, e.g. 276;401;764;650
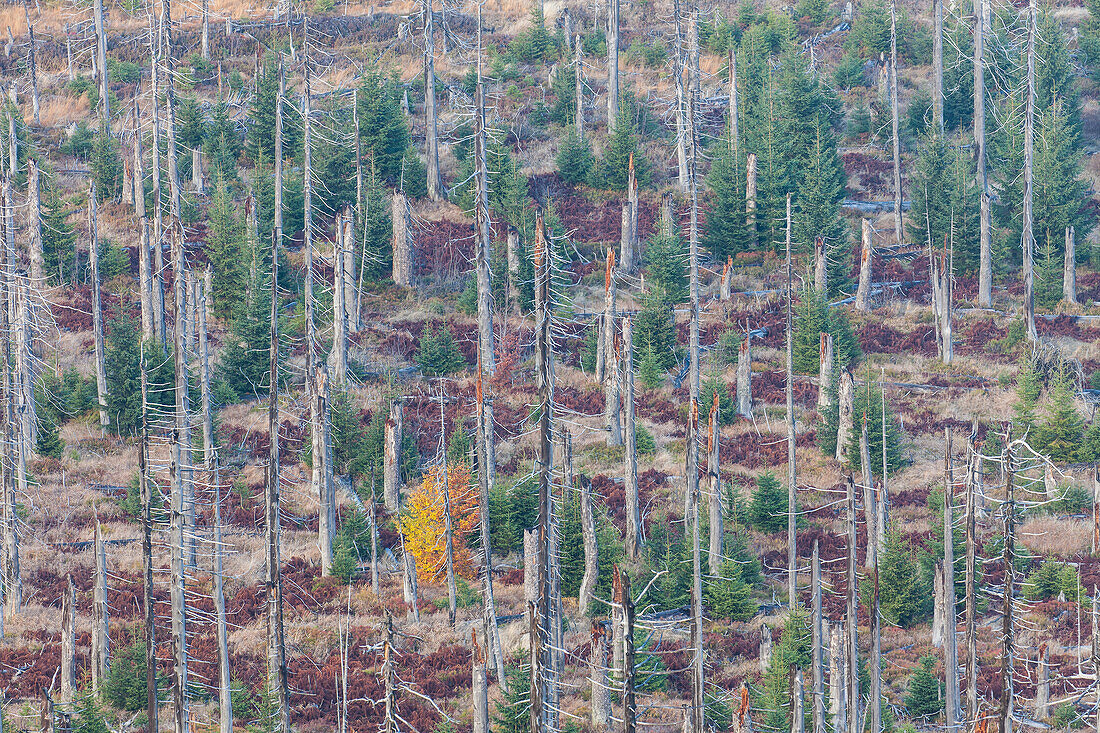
623;316;640;560
422;0;443;200
621;569;636;733
591;622;611;729
846;476;859;733
392;191;413;286
814;237;827;293
384;400;403;510
736;336;751;419
472;631;489;733
812;542;825;733
139;362;158;733
1022;0;1037;343
607;0;619;129
830;621;847;733
818;333;834;411
1064;226;1077;305
707;394;722;576
785;194;796;607
92;519;109;693
975;0;992;307
89;185;109;427
27;159;42;284
721;257;733;300
60;575;76;705
620;155;638;272
267;229;290;733
1035;643;1048;720
889;0;902;244
933;562;945;647
855;219;873;311
791;667;805;733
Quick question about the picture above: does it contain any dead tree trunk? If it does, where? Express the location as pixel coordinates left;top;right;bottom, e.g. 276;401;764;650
965;428;978;722
472;631;489;733
621;155;638;272
575;38;584;140
836;370;855;462
274;55;284;245
131;100;154;341
830;620;847;733
139;360;158;733
707;393;722;577
855;219;872;311
672;0;688;192
26;20;38;125
889;0;903;244
441;445;457;627
60;575;76;705
92;518;109;693
746;153;757;246
382;612;395;733
392;191;413;286
214;463;232;733
846;475;859;733
814;237;827;293
422;0;443;201
201;0;209;60
818;333;834;412
591;621;611;729
333;211;348;388
999;428;1016;733
785;193;796;607
148;15;166;348
473;56;495;382
871;526;882;733
603;249;621;445
89;184;109;427
162;0;183;224
267;228;290;733
93;0;109;124
975;0;992;307
1064;226;1077;305
944;430;959;730
27;159;42;285
736;335;751;419
621;568;636;733
623;316;640;560
200;270;214;468
384;399;403;510
607;0;619;130
933;0;944;134
812;542;825;733
721;257;733;300
579;475;598;615
1022;0;1037;343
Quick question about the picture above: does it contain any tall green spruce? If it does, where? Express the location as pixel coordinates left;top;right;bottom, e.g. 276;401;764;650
910;134;981;273
206;178;248;319
704;131;750;261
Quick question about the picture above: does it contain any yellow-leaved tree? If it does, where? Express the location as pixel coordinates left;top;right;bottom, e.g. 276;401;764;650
398;462;480;584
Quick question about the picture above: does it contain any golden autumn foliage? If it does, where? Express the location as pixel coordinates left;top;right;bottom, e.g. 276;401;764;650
398;462;480;584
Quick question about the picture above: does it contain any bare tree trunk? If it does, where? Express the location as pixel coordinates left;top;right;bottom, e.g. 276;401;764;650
1064;226;1077;305
200;270;214;469
603;249;621;445
382;612;395;733
131;100;154;341
965;428;978;722
392;191;413;286
423;0;443;200
275;56;284;244
139;361;158;733
192;148;204;194
889;0;902;244
814;236;827;294
855;219;872;311
575;38;584;140
672;0;688;191
736;335;751;419
623;316;640;561
441;443;457;626
785;193;796;607
472;631;489;733
474;56;495;382
91;518;109;693
201;0;209;60
65;23;74;82
818;333;834;411
213;463;232;733
830;620;847;733
60;575;76;705
162;0;183;224
26;20;38;126
93;0;109;124
578;475;599;616
621;155;638;273
975;0;992;307
370;471;380;596
1036;644;1049;720
591;621;611;729
148;13;166;348
607;0;619;130
333;210;347;387
27;159;42;285
746;153;757;246
861;423;876;569
944;430;959;730
721;257;732;300
791;667;805;733
621;568;636;733
707;393;722;577
871;532;882;733
1023;0;1037;343
384;399;403;510
933;0;944;135
999;428;1015;733
728;47;738;158
846;476;860;733
89;184;109;427
933;562;945;646
812;542;825;733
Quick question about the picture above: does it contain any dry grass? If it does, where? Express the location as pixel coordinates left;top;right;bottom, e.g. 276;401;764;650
1020;516;1091;557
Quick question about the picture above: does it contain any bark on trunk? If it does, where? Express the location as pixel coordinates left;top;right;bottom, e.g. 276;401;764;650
999;428;1015;733
814;237;827;294
1064;226;1077;305
965;428;978;721
423;0;443;200
623;317;640;560
214;464;232;733
384;399;403;510
590;622;611;729
736;336;751;419
472;631;489;733
933;0;944;134
89;185;109;427
92;519;109;693
60;575;76;705
818;332;834;411
720;257;732;300
1023;0;1037;343
392;191;413;286
607;0;619;130
975;0;992;307
855;219;873;311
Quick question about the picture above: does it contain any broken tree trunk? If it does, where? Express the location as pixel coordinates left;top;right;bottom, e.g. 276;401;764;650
818;333;834;412
591;621;611;729
1064;226;1077;305
1036;643;1049;720
672;0;688;192
93;0;109;123
721;257;733;300
89;184;109;428
836;370;855;463
27;159;42;285
746;156;757;246
830;620;847;733
384;399;403;510
472;631;489;733
26;19;38;125
846;475;859;733
621;156;639;273
736;335;751;419
623;316;641;561
60;575;76;705
933;562;944;647
579;476;599;616
855;219;873;312
999;429;1016;733
814;237;827;294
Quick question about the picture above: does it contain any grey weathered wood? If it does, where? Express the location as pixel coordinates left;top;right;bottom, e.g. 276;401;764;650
836;370;854;463
333;210;347;387
975;0;992;307
624;317;640;560
999;428;1016;733
933;563;945;647
274;56;284;243
474;54;495;380
830;620;846;733
382;612;395;733
870;519;882;733
889;0;902;244
1064;226;1077;305
814;236;827;294
27;159;42;285
785;193;796;607
965;427;978;722
672;0;688;192
591;621;611;729
148;12;166;349
213;461;232;733
192;148;204;194
60;575;76;705
402;538;419;622
370;470;380;596
604;250;621;445
818;333;833;411
860;421;876;569
846;475;859;733
139;359;158;733
26;17;38;125
200;270;214;469
131;98;154;341
720;257;733;300
574;37;584;140
746;152;757;245
392;191;413;286
1023;0;1037;343
89;184;109;428
933;0;944;134
579;477;599;616
93;0;109;123
812;542;825;733
855;219;872;311
607;0;619;130
707;392;722;577
1035;643;1049;720
944;429;959;730
201;0;210;59
728;47;738;159
621;568;636;733
92;517;109;692
791;666;805;733
441;439;457;627
162;0;183;224
384;399;403;510
621;155;638;273
422;0;443;200
472;631;489;733
736;335;751;419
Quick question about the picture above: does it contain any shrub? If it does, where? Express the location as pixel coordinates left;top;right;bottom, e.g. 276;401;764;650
556;128;592;185
905;656;942;721
416;323;467;376
1023;559;1080;601
635;425;656;455
876;530;928;627
746;472;790;534
103;640;154;712
705;561;756;620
